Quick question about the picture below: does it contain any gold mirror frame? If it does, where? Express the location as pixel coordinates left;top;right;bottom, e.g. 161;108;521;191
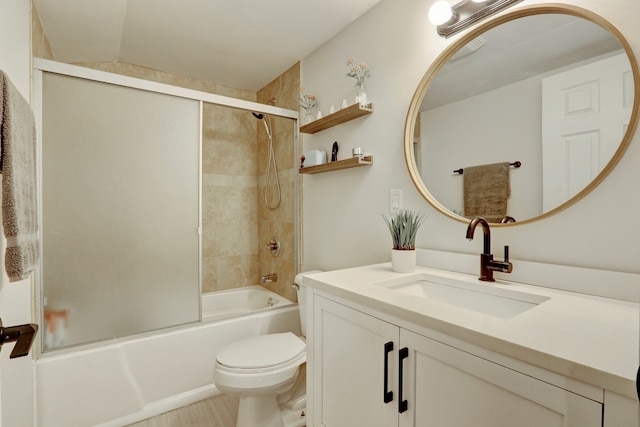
404;3;640;226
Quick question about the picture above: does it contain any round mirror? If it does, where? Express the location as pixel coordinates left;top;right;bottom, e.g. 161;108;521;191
405;4;639;225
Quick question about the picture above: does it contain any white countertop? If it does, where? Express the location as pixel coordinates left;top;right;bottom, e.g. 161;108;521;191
305;263;639;400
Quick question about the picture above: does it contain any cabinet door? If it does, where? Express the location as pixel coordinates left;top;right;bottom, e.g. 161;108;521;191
313;296;399;427
400;329;602;427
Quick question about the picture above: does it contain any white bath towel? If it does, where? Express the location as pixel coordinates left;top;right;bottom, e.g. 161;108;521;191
0;70;40;282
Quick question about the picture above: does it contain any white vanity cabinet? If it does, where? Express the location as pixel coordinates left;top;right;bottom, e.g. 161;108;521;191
310;294;603;427
401;328;602;426
312;294;399;426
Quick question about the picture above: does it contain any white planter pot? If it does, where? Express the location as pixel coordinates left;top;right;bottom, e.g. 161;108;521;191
391;249;416;273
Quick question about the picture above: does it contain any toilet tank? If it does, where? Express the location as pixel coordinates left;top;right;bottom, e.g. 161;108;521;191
294;271;322;337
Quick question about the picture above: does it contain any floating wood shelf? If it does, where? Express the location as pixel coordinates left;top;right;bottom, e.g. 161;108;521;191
299;155;373;174
300;103;373;134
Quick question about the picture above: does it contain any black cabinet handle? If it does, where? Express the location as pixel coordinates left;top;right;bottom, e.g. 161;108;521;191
383;341;393;403
398;347;408;413
636;365;640;401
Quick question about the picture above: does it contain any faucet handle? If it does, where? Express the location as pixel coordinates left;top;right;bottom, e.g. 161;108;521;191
501;246;513;273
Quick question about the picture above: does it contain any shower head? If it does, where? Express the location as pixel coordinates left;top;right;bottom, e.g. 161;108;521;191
253;111;272;140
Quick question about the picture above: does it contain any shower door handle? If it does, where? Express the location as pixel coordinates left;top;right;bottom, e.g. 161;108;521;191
0;318;38;358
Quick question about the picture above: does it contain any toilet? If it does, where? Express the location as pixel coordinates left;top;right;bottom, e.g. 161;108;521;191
213;271;318;427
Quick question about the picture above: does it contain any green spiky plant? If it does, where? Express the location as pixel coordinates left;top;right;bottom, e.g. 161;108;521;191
382;209;426;250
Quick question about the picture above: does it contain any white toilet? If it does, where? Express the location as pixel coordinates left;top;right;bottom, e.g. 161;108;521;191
213;271;318;427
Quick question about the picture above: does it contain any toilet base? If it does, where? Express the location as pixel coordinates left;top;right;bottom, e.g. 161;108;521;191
235;392;307;427
280;394;306;427
233;367;306;427
236;394;284;427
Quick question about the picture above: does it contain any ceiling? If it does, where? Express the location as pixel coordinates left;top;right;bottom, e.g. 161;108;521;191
33;0;383;91
422;13;623;110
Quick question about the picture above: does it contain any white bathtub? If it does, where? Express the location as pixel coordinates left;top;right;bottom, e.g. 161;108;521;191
202;285;289;322
35;286;299;427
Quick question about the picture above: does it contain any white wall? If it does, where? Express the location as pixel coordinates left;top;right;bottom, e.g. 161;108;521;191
301;0;640;289
0;1;35;426
421;75;542;220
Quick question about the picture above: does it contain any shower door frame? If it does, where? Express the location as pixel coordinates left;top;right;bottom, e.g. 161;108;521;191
32;58;300;356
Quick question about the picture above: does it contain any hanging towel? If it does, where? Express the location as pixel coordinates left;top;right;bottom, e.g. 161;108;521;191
463;162;510;223
0;70;40;282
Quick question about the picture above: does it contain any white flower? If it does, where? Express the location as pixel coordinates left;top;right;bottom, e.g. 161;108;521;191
345;58;371;87
298;87;318;112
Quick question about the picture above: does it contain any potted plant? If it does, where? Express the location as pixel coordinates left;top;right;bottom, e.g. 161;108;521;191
382;209;426;273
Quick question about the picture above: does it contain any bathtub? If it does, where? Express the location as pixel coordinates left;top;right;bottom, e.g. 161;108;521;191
202;285;289;322
35;286;299;427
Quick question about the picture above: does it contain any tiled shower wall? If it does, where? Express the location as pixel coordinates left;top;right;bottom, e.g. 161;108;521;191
33;7;301;301
201;101;261;293
257;63;301;303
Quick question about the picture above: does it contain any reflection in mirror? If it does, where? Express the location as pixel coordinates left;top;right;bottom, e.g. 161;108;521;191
406;5;639;225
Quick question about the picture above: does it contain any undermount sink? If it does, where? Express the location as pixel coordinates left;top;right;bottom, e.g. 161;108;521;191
375;273;549;319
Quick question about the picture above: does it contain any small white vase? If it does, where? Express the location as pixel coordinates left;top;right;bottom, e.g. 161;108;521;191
355;84;368;107
391;249;416;273
303;111;313;124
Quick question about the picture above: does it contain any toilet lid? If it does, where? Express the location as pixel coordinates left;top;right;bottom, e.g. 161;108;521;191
216;332;305;369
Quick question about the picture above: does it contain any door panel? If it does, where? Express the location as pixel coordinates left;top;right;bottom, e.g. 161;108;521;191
542;52;632;209
401;329;602;427
313;296;399;427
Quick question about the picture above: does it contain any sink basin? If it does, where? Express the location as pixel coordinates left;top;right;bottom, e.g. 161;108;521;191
376;274;549;319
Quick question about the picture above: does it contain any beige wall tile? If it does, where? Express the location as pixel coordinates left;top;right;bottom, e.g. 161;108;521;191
256;62;300;302
32;2;53;59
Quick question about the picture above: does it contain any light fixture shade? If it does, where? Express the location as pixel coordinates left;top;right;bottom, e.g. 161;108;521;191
429;1;454;26
435;0;524;37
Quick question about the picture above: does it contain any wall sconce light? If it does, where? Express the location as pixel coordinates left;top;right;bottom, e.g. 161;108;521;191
428;0;523;38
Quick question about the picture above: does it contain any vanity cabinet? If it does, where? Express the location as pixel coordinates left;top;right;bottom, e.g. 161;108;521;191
401;328;602;427
311;295;603;427
312;295;399;426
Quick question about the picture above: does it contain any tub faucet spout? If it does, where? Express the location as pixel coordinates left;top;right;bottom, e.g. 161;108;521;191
260;274;277;283
466;217;513;282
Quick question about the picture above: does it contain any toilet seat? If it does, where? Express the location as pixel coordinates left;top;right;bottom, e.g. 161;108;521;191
216;332;305;369
214;332;306;392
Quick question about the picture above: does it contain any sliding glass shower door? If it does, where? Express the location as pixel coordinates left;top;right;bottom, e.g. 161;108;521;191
40;72;201;350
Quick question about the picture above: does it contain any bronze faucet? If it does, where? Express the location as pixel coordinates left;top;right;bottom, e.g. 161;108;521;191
466;217;513;282
499;215;516;223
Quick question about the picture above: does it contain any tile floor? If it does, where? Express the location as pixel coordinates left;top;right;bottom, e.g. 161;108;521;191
126;394;239;427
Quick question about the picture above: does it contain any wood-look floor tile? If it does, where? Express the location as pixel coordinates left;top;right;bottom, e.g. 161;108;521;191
126;394;239;427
